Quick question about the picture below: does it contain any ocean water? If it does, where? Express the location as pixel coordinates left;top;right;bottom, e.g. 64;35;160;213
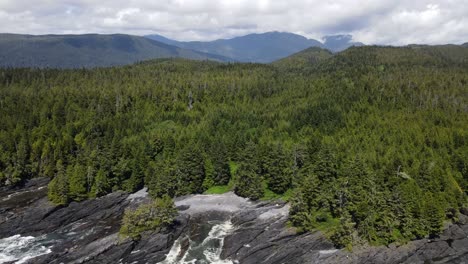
0;235;52;264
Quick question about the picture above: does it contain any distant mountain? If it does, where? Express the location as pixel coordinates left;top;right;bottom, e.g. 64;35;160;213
146;32;329;63
0;34;229;68
144;34;180;46
145;32;365;63
462;42;468;47
322;35;364;52
272;47;333;70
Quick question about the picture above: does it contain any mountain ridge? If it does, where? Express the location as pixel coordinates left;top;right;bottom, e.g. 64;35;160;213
0;33;230;68
145;31;362;62
272;44;468;73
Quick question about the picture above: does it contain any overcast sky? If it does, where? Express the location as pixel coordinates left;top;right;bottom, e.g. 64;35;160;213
0;0;467;45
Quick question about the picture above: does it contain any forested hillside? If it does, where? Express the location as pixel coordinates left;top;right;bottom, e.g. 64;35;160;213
0;34;229;68
0;45;466;248
272;47;333;71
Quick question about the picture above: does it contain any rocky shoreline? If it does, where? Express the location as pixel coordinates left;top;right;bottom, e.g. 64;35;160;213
0;178;467;264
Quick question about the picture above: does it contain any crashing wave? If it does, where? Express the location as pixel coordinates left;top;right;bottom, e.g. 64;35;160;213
159;220;234;264
0;235;52;264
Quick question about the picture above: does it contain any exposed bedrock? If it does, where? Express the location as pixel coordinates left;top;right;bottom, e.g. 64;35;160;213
0;179;467;264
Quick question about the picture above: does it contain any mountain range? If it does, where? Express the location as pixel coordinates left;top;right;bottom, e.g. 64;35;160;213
145;32;364;63
0;33;229;68
0;32;465;69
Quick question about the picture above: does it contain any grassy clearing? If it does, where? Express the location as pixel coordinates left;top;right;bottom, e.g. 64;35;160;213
204;185;231;194
261;187;293;201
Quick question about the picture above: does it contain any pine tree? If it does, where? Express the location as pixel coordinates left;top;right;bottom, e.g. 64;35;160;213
211;143;231;185
289;190;309;227
313;147;338;182
330;211;355;249
148;159;177;198
14;134;30;184
175;144;206;195
91;169;110;197
265;144;292;194
48;160;69;205
234;163;264;200
68;164;87;201
423;193;445;237
202;157;215;189
234;141;263;200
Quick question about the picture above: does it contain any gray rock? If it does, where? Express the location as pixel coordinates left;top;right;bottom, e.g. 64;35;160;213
1;180;468;264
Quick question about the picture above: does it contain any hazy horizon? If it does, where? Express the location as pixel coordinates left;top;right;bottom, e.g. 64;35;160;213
0;31;466;47
0;0;467;45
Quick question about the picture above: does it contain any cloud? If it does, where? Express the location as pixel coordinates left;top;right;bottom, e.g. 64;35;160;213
0;0;467;44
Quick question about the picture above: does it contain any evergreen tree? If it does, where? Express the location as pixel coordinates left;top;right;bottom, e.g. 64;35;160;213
234;141;264;200
14;134;30;184
202;157;215;189
91;169;110;197
234;163;264;200
211;143;231;185
330;211;355;248
313;146;338;182
68;164;87;201
423;193;445;237
264;144;292;194
48;160;69;205
148;159;177;198
175;144;206;195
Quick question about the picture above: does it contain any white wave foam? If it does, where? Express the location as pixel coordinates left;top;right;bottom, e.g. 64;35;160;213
203;221;233;264
159;237;183;264
159;220;234;264
0;235;52;264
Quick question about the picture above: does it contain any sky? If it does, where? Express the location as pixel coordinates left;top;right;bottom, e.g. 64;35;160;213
0;0;467;45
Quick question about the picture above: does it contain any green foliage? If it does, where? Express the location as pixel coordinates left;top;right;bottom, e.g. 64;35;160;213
234;163;264;200
147;159;177;198
210;143;231;185
330;212;355;249
234;142;264;200
262;144;292;194
204;185;231;194
91;169;110;198
261;188;293;201
272;47;333;71
175;144;206;195
423;193;445;237
119;195;178;240
68;164;87;201
47;160;69;205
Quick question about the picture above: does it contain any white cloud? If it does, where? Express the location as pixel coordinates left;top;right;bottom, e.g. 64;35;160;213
0;0;466;44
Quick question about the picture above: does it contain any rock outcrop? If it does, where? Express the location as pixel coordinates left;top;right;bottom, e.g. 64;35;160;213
0;179;467;264
221;201;468;264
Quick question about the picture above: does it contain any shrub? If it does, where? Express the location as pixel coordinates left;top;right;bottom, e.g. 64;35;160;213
119;195;178;240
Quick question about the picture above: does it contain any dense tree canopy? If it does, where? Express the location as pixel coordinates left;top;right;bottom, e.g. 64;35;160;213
0;45;467;247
